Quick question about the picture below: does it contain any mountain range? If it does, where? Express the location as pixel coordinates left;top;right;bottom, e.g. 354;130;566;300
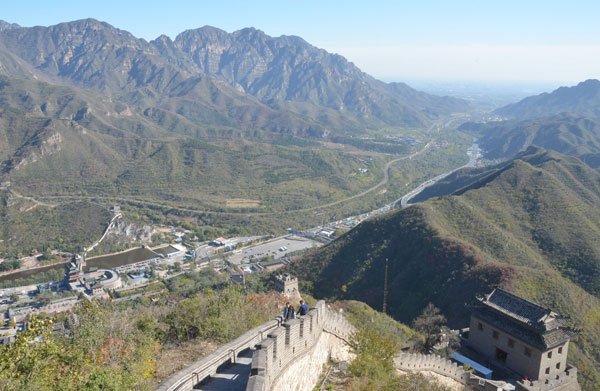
289;147;600;388
456;80;600;168
495;79;600;119
461;114;600;167
0;17;476;233
0;18;468;138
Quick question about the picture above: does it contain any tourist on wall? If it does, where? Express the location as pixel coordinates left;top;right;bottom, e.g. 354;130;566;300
297;299;309;316
283;302;295;320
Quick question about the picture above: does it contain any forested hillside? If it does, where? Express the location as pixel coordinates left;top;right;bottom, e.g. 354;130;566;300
289;148;600;389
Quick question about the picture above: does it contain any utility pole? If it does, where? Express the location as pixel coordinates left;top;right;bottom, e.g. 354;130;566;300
383;258;389;314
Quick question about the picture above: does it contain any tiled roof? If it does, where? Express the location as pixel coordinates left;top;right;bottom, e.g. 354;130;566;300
473;306;576;350
473;288;577;350
482;288;550;328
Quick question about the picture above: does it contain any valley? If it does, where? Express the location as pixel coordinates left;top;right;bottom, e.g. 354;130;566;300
0;118;476;285
0;9;599;391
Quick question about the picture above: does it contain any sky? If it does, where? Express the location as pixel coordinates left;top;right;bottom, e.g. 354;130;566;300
2;0;599;83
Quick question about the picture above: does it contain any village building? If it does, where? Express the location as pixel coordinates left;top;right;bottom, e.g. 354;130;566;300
230;272;245;286
465;288;578;388
152;244;186;259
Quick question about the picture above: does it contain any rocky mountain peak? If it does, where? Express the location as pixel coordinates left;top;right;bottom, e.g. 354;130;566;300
0;20;20;32
0;18;469;131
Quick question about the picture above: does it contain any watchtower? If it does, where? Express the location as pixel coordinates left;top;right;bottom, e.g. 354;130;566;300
275;273;299;299
466;288;578;382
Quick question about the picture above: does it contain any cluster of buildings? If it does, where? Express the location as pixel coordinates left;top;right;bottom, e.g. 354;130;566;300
1;243;194;337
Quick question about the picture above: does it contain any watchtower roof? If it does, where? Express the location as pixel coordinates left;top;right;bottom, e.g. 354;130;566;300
483;288;551;327
473;288;578;350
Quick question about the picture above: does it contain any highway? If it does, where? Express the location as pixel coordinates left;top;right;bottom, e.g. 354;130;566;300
399;142;481;207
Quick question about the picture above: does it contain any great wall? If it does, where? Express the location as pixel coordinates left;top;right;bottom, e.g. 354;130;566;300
157;300;355;391
395;352;471;385
395;353;580;391
157;286;581;391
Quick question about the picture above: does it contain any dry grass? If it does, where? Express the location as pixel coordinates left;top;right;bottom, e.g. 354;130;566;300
224;198;261;208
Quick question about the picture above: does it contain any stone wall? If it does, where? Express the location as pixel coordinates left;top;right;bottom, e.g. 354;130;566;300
158;300;354;391
157;319;281;391
246;301;355;391
516;365;581;391
395;352;581;391
394;352;471;384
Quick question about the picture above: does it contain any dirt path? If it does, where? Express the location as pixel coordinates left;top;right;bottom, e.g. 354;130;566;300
8;188;57;210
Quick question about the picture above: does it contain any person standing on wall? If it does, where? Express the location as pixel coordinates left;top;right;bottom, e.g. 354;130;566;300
297;299;309;316
283;302;296;321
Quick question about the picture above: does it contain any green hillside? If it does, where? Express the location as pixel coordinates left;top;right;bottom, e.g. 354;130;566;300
460;114;600;166
288;148;600;389
0;190;112;257
495;79;600;119
0;19;474;245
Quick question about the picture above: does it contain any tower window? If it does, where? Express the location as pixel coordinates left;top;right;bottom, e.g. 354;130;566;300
492;330;499;339
508;338;515;348
478;322;483;331
547;351;552;359
524;347;532;357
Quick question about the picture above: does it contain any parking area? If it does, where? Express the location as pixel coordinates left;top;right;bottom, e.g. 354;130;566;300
227;235;321;265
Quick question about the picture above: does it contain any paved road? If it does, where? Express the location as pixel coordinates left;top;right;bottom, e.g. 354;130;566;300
399;142;482;207
195;348;254;391
285;141;432;213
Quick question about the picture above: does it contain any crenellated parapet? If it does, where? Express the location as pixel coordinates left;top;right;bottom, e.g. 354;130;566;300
158;319;282;391
395;352;581;391
516;365;581;391
246;301;355;391
394;352;471;384
158;300;354;391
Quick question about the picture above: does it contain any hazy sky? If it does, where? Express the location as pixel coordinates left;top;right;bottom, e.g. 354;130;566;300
2;0;599;83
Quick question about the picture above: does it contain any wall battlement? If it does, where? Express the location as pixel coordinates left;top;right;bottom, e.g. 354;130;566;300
516;365;581;391
157;319;281;391
246;300;355;391
395;352;581;391
395;352;471;384
158;301;354;391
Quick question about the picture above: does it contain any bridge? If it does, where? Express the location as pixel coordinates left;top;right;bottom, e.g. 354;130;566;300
158;301;354;391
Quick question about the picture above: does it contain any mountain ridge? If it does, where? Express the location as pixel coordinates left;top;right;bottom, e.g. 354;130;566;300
460;114;600;167
0;18;469;133
495;79;600;119
287;147;600;388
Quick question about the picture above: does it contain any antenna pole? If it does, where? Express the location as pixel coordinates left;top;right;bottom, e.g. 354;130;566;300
383;258;389;314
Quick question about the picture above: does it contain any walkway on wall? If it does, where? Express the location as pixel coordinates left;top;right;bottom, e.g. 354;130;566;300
194;348;254;391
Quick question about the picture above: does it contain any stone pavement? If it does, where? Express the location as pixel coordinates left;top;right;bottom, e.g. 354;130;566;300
195;348;254;391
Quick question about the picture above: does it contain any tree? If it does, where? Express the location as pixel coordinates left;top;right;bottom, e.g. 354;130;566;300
412;303;447;350
348;328;400;390
172;262;182;273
